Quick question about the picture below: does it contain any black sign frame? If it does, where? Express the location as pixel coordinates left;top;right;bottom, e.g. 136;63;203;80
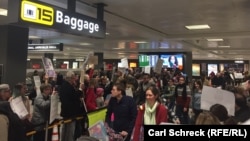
19;0;106;38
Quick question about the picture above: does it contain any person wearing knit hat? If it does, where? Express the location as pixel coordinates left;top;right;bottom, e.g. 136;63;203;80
0;84;11;101
96;88;104;108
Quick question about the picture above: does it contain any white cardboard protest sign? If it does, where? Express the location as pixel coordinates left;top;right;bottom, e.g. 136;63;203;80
50;95;60;123
42;57;56;77
10;96;29;119
201;86;235;116
144;66;151;74
33;76;42;96
121;58;129;68
154;59;164;74
125;87;133;97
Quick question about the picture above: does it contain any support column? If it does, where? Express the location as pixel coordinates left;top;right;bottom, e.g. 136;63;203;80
0;25;29;88
67;0;76;13
184;52;193;82
94;52;104;69
96;3;106;20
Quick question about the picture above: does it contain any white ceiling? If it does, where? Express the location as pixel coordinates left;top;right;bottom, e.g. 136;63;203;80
2;0;250;60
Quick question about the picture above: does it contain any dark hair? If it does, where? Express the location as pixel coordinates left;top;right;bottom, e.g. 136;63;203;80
210;104;228;122
40;83;52;93
168;55;178;67
12;82;26;98
146;86;161;103
192;80;203;92
235;93;247;108
113;83;126;96
174;76;187;99
168;78;175;83
33;70;39;75
223;116;238;125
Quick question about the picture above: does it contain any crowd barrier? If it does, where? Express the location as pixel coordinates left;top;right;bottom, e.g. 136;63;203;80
26;107;107;136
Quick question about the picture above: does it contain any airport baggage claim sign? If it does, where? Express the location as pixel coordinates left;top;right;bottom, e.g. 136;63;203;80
19;0;106;38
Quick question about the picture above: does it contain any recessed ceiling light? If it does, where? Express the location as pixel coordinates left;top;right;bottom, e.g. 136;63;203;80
185;24;210;30
0;8;7;16
207;39;224;41
105;32;110;35
80;43;91;46
218;46;230;48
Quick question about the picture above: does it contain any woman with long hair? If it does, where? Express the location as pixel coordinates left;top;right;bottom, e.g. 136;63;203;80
132;86;168;141
191;80;203;124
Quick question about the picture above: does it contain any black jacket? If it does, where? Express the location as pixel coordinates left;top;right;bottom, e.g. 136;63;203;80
59;81;85;118
0;101;28;141
105;96;137;141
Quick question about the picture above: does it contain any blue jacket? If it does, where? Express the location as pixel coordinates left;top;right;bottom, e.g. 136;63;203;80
105;96;137;141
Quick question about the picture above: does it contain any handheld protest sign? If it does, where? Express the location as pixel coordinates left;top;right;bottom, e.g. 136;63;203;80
201;86;235;116
80;52;94;84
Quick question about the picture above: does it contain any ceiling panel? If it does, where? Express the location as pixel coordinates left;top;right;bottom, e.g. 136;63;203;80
1;0;250;61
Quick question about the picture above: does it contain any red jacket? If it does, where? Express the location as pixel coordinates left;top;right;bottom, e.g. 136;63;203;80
132;103;168;141
85;87;97;112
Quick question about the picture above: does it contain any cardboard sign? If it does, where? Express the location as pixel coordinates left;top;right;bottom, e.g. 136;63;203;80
41;57;56;77
121;58;129;68
154;59;163;74
201;86;235;116
88;56;98;65
10;96;28;119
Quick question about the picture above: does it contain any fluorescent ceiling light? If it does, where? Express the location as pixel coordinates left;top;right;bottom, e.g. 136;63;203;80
218;46;230;48
185;24;210;30
118;52;125;54
105;32;110;35
207;39;223;41
235;60;244;63
80;43;91;46
0;8;7;16
159;46;169;49
29;36;40;39
113;48;124;49
134;41;147;44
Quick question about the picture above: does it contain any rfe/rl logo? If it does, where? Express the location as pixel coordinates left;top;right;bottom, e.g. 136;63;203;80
21;1;54;26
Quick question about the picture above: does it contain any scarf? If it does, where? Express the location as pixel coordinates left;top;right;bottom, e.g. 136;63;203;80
144;101;158;125
175;83;187;99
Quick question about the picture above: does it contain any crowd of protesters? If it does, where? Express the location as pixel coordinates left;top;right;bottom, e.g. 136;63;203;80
1;66;250;141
